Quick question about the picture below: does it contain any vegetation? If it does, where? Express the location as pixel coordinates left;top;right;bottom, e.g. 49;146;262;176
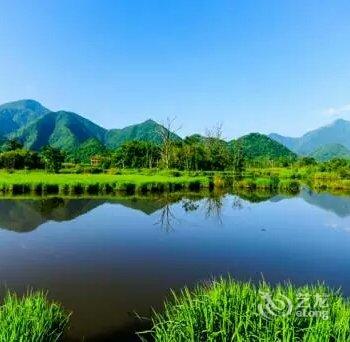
41;146;65;173
0;291;69;341
71;138;107;163
0;149;42;170
147;278;350;342
2;99;350;193
0;170;210;196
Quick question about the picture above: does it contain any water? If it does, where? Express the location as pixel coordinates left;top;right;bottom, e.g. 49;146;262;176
1;189;350;340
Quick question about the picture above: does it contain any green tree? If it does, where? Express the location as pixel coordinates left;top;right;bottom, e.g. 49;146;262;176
205;124;230;171
41;146;65;173
3;139;23;152
0;150;42;170
232;141;245;179
112;141;161;169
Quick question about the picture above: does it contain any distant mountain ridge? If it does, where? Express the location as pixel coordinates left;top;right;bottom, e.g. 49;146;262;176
3;99;346;162
0;99;181;152
269;119;350;156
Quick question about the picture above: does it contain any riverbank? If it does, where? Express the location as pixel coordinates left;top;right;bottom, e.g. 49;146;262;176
0;167;350;196
0;170;210;196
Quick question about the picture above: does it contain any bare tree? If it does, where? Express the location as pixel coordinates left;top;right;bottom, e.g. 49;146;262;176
158;117;181;169
204;122;230;171
205;122;225;141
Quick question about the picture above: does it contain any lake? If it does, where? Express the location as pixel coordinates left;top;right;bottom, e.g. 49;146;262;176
0;189;350;340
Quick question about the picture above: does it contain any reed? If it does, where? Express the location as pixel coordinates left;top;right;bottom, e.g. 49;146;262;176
0;291;70;342
146;278;350;342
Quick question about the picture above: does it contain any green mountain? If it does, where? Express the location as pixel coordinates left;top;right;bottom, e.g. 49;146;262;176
269;119;350;155
8;103;181;152
105;119;181;148
0;99;49;135
235;133;297;160
309;143;350;161
12;111;107;152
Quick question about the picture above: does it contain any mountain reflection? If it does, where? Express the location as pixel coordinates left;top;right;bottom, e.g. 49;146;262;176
0;189;349;233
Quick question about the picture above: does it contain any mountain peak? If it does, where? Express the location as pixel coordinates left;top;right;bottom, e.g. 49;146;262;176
143;118;158;125
0;99;50;136
0;99;48;111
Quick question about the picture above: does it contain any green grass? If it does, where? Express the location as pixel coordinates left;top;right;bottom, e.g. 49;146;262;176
0;170;210;196
146;278;350;342
0;291;69;342
0;166;350;196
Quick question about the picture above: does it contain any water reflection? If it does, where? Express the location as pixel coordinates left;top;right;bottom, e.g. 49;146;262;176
1;189;350;233
1;189;350;340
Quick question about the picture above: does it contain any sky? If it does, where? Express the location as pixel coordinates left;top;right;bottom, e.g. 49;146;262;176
1;0;350;139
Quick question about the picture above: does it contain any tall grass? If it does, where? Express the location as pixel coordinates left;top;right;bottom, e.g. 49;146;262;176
146;278;350;342
0;291;70;341
0;171;210;196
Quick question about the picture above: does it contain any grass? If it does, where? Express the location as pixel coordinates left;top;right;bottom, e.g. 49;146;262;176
0;170;210;196
146;278;350;342
0;291;69;342
1;166;350;196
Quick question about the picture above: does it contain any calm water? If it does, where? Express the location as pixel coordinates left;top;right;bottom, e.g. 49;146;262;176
1;189;350;340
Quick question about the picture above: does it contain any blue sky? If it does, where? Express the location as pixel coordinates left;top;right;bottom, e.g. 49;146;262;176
1;0;350;139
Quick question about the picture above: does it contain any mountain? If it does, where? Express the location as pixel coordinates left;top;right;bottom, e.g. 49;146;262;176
269;119;350;155
105;119;181;148
9;106;181;152
12;111;107;152
309;143;350;161
0;99;50;135
235;133;297;160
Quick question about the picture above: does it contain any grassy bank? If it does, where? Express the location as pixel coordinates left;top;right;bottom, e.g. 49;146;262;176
0;170;210;196
146;278;350;342
0;291;69;341
1;166;350;196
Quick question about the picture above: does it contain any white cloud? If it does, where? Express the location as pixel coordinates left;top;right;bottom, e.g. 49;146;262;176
324;104;350;118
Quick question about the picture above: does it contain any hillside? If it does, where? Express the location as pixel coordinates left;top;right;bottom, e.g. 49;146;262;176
0;99;50;135
7;103;181;152
12;111;107;152
105;119;181;148
235;133;297;160
270;119;350;155
72;138;107;163
309;143;350;161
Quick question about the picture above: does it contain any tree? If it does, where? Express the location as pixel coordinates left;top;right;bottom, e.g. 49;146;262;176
205;123;230;170
3;139;23;152
232;140;245;179
41;146;65;173
158;117;181;169
0;149;42;170
112;141;161;169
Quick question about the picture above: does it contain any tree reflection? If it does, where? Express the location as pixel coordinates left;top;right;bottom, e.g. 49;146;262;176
232;196;243;210
154;195;179;232
203;194;224;224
